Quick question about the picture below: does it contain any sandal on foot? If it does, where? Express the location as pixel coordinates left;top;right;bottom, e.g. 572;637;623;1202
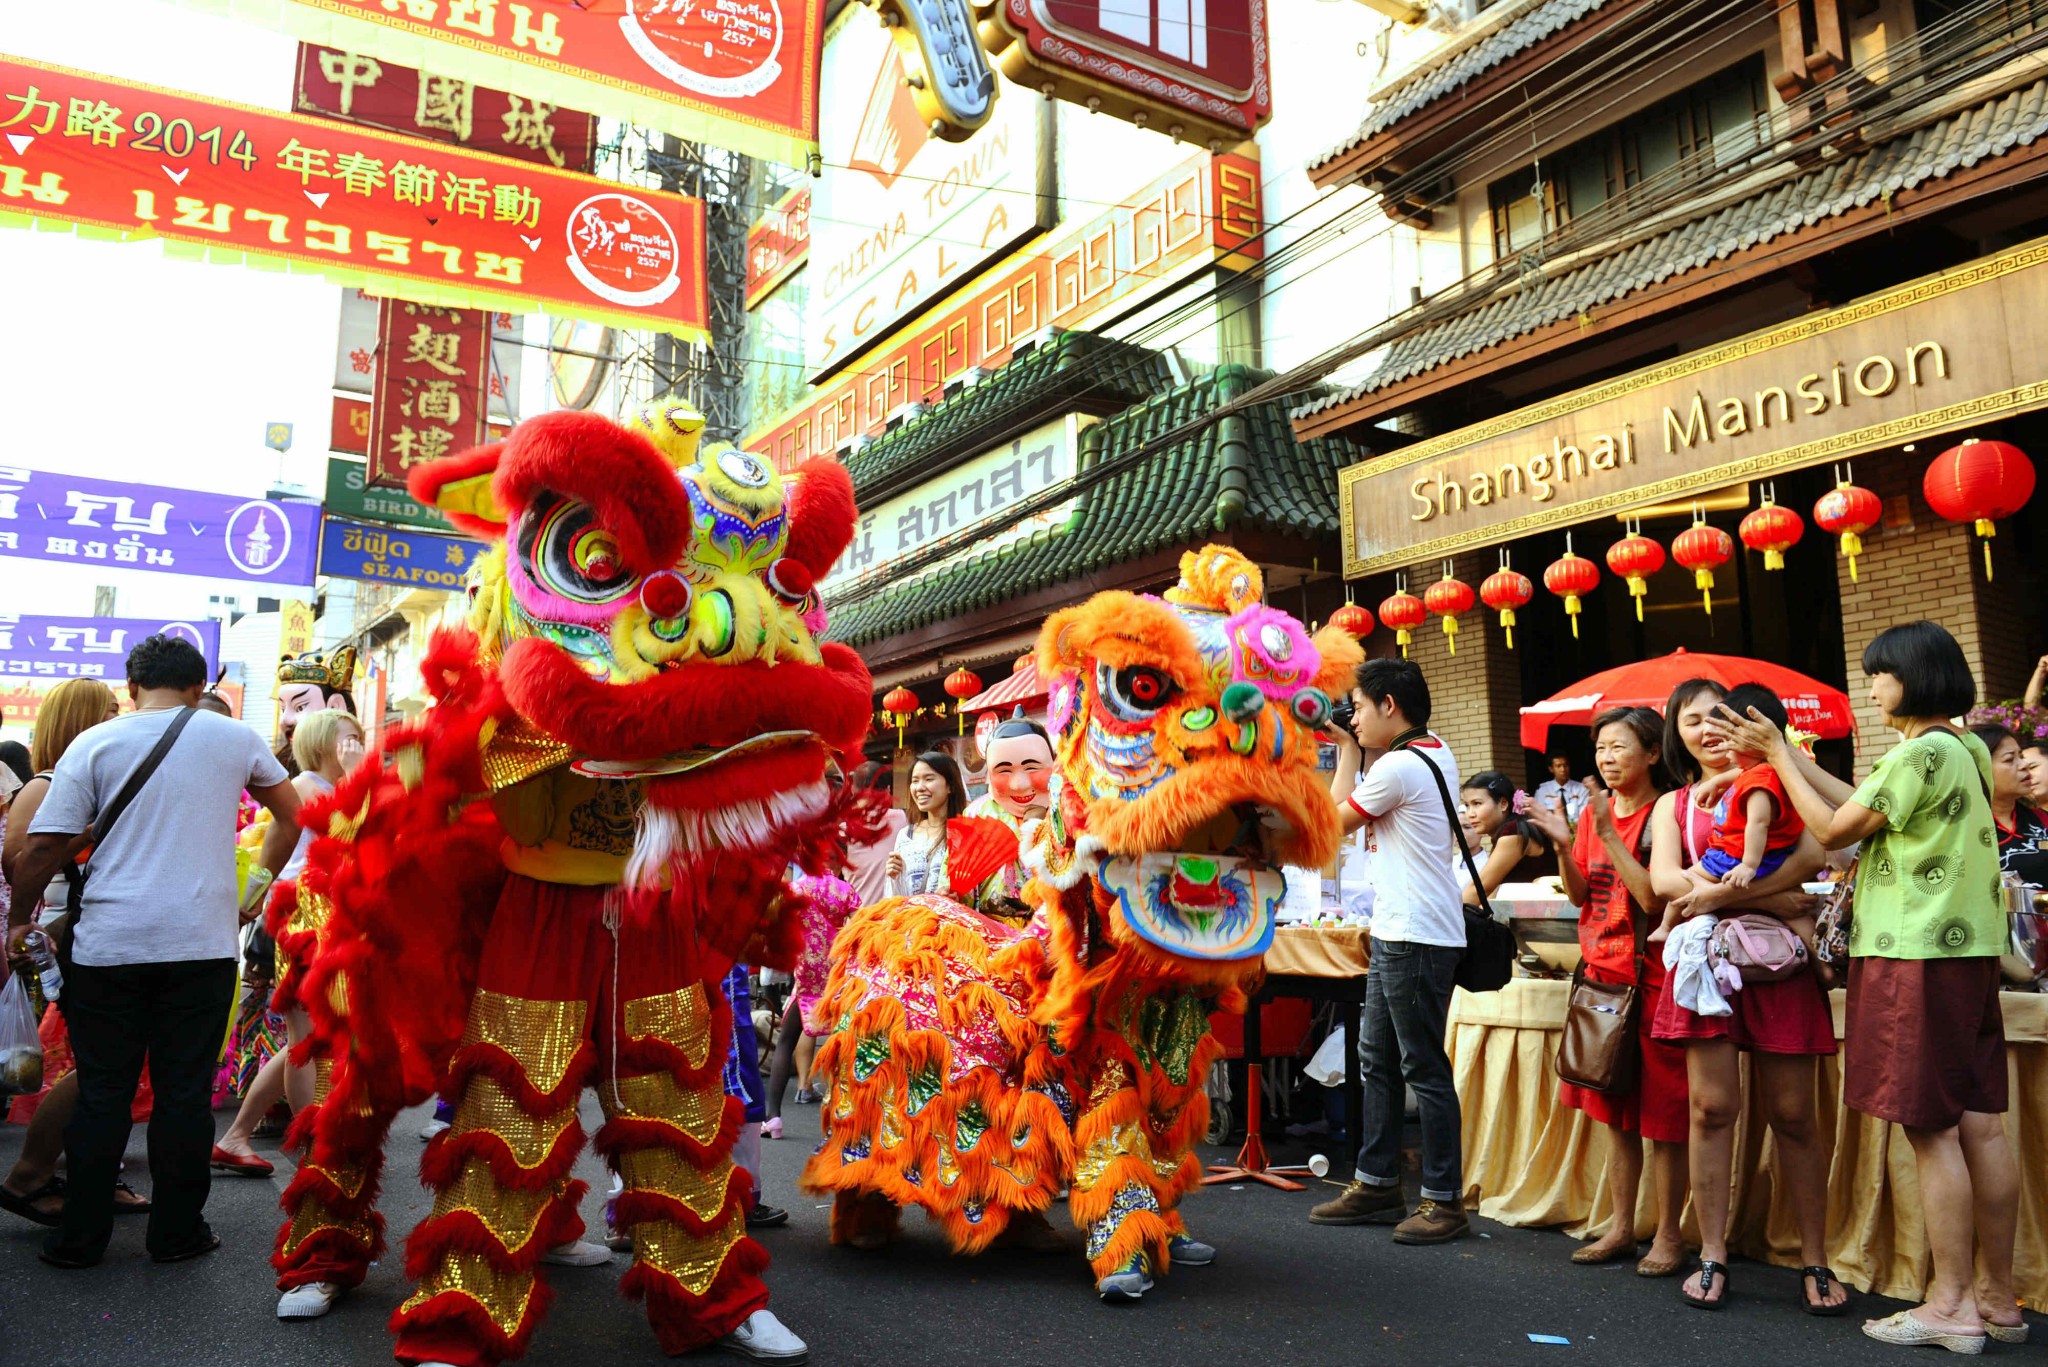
1571;1241;1637;1265
1984;1322;2028;1345
1862;1310;1985;1354
1799;1265;1850;1317
1684;1260;1730;1311
113;1181;151;1216
0;1179;65;1228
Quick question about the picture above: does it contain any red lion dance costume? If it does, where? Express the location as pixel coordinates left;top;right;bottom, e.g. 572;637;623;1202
802;547;1358;1299
267;403;872;1366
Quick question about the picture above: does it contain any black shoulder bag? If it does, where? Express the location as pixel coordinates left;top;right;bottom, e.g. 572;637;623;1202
55;707;196;961
1398;735;1517;993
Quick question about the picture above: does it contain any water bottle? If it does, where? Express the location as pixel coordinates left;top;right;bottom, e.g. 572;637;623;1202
23;931;61;1004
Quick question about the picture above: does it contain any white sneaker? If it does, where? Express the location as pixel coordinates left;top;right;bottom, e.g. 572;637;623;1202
276;1281;342;1320
539;1239;612;1267
718;1308;808;1363
417;1118;451;1141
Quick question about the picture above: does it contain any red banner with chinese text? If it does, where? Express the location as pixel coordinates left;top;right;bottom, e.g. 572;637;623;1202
746;149;1261;469
744;184;808;310
171;0;824;167
332;395;372;453
368;300;490;487
0;56;709;339
295;43;598;172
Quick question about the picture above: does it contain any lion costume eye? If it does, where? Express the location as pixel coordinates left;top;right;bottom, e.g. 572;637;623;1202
1098;663;1178;722
521;495;637;606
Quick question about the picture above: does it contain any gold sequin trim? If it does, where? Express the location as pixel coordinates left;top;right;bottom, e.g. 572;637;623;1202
1086;1058;1131;1110
633;1215;746;1297
401;1251;536;1337
451;1075;577;1171
312;1059;334;1106
460;991;586;1094
619;1147;735;1222
327;970;350;1016
603;1072;724;1145
285;883;332;937
622;983;712;1068
281;1194;376;1258
394;745;425;792
1073;1121;1148;1192
326;794;372;843
430;1159;556;1255
301;1160;366;1201
481;720;576;792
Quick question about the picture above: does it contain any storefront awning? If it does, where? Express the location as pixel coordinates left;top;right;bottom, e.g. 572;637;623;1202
959;661;1044;716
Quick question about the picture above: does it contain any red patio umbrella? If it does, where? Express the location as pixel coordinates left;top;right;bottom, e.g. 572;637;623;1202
1518;648;1855;751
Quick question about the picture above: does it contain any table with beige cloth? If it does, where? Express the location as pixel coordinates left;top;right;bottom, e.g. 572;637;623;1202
1448;978;2048;1311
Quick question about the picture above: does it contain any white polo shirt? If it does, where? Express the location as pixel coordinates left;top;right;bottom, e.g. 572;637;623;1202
1347;735;1466;948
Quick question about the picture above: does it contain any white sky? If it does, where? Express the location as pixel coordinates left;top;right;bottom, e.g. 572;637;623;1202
1;2;341;620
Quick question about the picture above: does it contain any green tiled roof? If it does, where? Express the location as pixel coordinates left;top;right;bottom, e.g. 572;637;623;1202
826;364;1360;649
844;330;1177;504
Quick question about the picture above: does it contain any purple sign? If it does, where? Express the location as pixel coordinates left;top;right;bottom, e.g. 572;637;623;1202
0;615;222;683
0;465;319;587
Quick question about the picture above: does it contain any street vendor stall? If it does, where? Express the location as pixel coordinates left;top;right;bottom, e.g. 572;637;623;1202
1449;980;2048;1312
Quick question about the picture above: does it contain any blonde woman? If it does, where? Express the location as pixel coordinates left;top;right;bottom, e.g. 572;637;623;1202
211;709;366;1178
0;679;138;1224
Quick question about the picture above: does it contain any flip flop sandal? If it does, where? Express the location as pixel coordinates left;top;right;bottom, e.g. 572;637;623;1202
1861;1310;1986;1354
1798;1265;1850;1317
1684;1260;1730;1311
0;1179;65;1228
1571;1241;1637;1265
113;1181;152;1216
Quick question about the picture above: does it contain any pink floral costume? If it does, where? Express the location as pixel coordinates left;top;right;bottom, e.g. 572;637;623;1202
794;873;859;1036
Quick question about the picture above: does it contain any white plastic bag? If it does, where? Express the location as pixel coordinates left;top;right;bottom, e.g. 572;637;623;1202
0;971;44;1096
1304;1019;1352;1088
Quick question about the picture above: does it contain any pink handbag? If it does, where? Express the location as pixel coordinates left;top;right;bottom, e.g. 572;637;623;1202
1710;914;1809;982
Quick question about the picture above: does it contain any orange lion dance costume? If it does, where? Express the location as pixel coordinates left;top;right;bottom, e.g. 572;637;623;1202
801;547;1358;1299
267;402;872;1366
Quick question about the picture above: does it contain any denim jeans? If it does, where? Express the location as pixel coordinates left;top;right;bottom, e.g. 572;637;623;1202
1354;939;1463;1202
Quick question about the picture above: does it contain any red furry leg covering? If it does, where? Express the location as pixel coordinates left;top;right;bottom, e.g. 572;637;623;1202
272;1062;397;1292
594;959;768;1355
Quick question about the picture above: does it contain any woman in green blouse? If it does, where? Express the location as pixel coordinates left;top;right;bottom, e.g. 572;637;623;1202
1713;621;2020;1354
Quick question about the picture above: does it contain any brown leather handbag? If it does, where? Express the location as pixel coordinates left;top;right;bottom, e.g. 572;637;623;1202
1555;831;1652;1094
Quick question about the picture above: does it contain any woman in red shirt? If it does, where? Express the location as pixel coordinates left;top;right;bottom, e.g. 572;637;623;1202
1524;706;1689;1277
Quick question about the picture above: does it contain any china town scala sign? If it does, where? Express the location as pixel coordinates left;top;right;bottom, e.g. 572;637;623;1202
975;0;1271;147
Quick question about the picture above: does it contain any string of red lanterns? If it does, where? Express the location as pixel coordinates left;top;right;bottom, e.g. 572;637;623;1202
1543;536;1600;638
1814;466;1882;582
1737;489;1803;571
1605;524;1664;622
1480;556;1533;649
1379;580;1427;658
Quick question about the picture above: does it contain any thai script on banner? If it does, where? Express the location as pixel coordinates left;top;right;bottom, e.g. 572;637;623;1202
0;465;320;587
0;56;709;338
319;515;485;589
0;615;222;680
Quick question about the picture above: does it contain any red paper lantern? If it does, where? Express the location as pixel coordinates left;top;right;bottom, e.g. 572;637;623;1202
1378;590;1426;658
882;685;919;748
1480;568;1534;649
1924;437;2036;580
1738;499;1804;571
1423;573;1476;654
943;668;982;734
1671;519;1735;615
1605;534;1665;621
1542;552;1600;638
1813;479;1882;583
1329;602;1376;639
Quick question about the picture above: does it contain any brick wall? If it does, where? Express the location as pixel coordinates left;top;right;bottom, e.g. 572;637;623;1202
1834;455;2037;774
1390;549;1524;779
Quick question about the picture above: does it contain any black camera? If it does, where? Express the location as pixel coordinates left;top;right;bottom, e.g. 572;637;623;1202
1328;697;1356;737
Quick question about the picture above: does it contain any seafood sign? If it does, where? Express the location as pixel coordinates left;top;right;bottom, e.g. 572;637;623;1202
318;515;485;588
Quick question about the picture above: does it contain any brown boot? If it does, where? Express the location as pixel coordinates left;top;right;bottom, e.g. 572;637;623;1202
1307;1180;1407;1226
1392;1197;1470;1244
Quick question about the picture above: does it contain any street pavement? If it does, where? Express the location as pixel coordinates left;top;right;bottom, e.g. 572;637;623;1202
0;1098;2023;1366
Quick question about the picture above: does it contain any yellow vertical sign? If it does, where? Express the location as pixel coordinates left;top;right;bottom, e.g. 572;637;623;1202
278;600;316;662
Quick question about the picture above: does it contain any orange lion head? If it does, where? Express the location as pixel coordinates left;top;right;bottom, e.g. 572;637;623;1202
1026;546;1360;970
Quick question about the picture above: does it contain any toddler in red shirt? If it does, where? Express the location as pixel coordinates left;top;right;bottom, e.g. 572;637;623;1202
1660;684;1807;932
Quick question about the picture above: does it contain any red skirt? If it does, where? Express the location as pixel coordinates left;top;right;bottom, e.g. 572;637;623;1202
1843;955;2006;1129
1558;979;1690;1144
1650;967;1837;1055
